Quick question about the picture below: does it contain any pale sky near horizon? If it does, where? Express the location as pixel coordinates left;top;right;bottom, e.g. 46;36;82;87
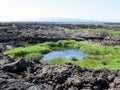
0;0;120;22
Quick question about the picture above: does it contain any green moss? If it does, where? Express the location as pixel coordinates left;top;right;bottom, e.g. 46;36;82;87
4;40;120;69
68;28;120;35
5;44;51;60
43;58;68;64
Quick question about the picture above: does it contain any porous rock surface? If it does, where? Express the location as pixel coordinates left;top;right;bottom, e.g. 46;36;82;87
0;59;120;90
0;23;120;90
0;23;120;48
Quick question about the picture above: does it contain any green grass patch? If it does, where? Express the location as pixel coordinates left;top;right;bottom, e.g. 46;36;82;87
43;58;68;64
5;40;120;69
69;28;120;35
5;44;52;60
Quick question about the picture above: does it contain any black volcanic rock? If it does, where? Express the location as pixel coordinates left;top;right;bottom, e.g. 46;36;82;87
1;59;31;72
0;59;120;90
0;23;120;47
0;23;120;89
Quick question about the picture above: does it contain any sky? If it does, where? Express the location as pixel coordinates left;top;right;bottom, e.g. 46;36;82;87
0;0;120;22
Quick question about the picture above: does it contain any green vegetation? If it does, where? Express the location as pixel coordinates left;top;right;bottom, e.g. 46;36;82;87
110;31;120;35
44;58;68;64
5;44;52;60
5;40;120;69
69;28;120;35
70;57;79;61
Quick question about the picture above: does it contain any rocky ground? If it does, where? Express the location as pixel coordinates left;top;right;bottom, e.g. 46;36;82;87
0;23;120;90
0;59;120;90
0;23;120;48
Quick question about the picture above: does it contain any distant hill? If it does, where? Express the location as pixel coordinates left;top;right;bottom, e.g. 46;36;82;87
19;17;101;23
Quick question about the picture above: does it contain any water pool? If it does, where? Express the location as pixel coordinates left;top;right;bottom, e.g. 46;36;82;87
40;49;88;61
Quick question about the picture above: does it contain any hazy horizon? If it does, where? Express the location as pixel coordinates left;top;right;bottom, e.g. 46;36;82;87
0;0;120;22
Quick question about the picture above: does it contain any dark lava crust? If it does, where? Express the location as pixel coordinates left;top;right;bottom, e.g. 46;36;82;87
0;23;120;48
0;59;120;90
0;23;120;90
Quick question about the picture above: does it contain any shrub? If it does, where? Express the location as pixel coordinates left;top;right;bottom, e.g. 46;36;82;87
71;57;79;61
